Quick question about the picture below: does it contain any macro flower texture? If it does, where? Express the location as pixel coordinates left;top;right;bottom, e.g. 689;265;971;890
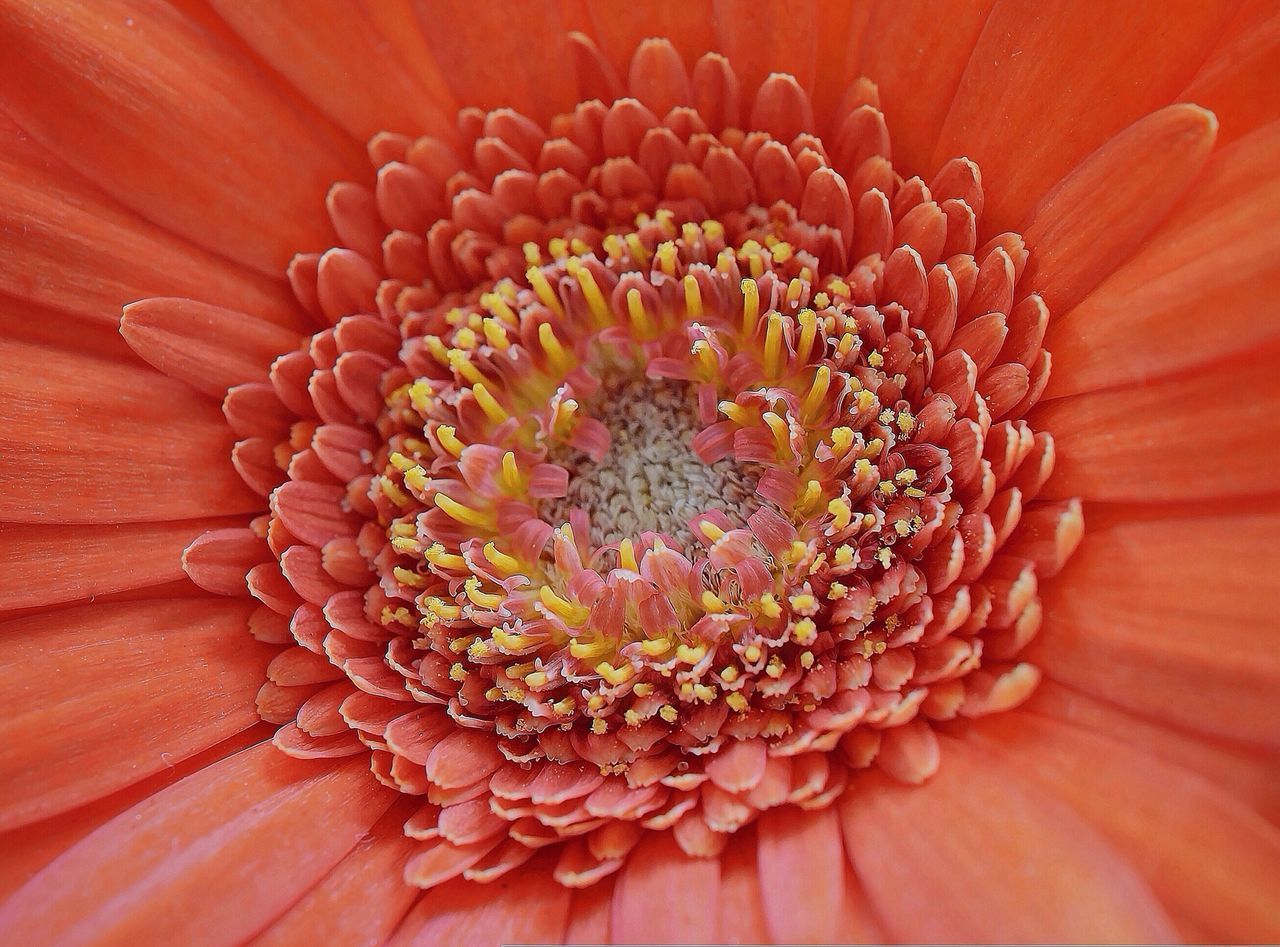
1;0;1278;943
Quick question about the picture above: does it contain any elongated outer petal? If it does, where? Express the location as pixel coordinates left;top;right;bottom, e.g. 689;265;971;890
0;0;362;275
933;0;1236;233
1021;104;1218;314
1183;3;1280;145
1046;121;1280;396
612;831;720;944
970;713;1280;943
842;737;1179;943
0;745;395;944
0;599;275;831
253;800;422;947
756;805;881;943
0;114;301;329
208;0;455;142
0;340;257;523
1033;346;1280;503
387;854;570;946
852;0;997;175
121;298;302;398
0;518;236;610
1028;504;1280;748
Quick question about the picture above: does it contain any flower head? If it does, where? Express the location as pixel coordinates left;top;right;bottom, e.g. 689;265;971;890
1;3;1278;945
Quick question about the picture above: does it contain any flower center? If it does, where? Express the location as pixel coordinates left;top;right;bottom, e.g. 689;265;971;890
224;37;1082;890
544;374;758;547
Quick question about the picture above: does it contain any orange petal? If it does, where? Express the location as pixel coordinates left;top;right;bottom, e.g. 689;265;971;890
121;297;302;398
0;724;270;903
1027;503;1280;747
841;738;1178;942
388;853;570;946
969;713;1280;943
756;805;881;943
0;340;258;523
564;876;616;944
0;114;302;328
0;744;394;943
1027;681;1280;823
408;0;579;125
612;830;720;943
0;518;238;611
852;0;997;175
711;0;819;99
0;0;362;274
715;833;770;944
208;0;455;142
933;0;1236;234
1022;104;1217;314
254;799;421;947
0;598;275;831
1033;346;1280;502
1046;122;1280;396
1183;3;1280;146
577;0;715;89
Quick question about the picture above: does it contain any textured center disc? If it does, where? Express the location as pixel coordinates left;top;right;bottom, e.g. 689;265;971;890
546;374;758;547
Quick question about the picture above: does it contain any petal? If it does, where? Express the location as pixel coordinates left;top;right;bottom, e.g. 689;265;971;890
0;340;258;523
710;0;820;98
612;831;720;944
388;854;571;946
408;0;579;125
715;833;770;945
0;725;270;903
933;0;1237;233
0;0;362;275
1027;681;1280;823
1033;346;1280;502
121;298;302;398
1027;503;1280;747
852;0;997;175
1021;104;1217;314
0;744;395;943
0;518;235;610
0;598;275;831
1046;121;1280;396
841;737;1178;943
970;713;1280;943
1183;3;1280;146
208;0;455;142
756;805;881;943
0;114;301;328
253;800;422;947
579;0;716;89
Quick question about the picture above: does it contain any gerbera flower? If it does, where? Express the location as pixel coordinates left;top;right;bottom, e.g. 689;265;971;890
1;0;1278;943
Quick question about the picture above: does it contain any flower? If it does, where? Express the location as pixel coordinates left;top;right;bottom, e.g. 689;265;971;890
1;1;1278;944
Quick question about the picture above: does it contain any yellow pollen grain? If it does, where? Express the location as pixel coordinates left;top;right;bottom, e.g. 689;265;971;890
408;379;433;414
388;451;415;473
640;637;672;657
449;662;467;681
720;665;740;683
633;683;654;697
403;465;428;492
656;241;677;275
757;593;782;619
677;643;708;664
726;692;749;713
596;661;634;686
659;704;679;723
800;651;815;669
828;582;848;600
834;545;855;566
827;497;852;531
744;643;763;663
591;718;608;734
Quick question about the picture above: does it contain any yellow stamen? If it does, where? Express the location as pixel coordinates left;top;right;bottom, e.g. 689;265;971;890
538;321;572;371
827;497;853;531
683;273;703;318
699;520;726;542
465;577;504;609
802;365;831;418
500;451;525;493
700;591;726;614
656;240;677;276
718;400;751;426
434;493;495;529
425;543;467;570
482;317;511;349
741;278;760;334
393;566;424;588
757;593;782;619
471;383;508;424
483;542;520;574
575;267;610;325
726;692;748;712
539;585;589;625
526;266;565;319
659;704;679;723
447;349;485;386
763;411;790;460
596;661;635;686
640;637;672;657
796;308;818;363
763;312;784;379
618;538;638;572
435;424;464;457
625;288;651;337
